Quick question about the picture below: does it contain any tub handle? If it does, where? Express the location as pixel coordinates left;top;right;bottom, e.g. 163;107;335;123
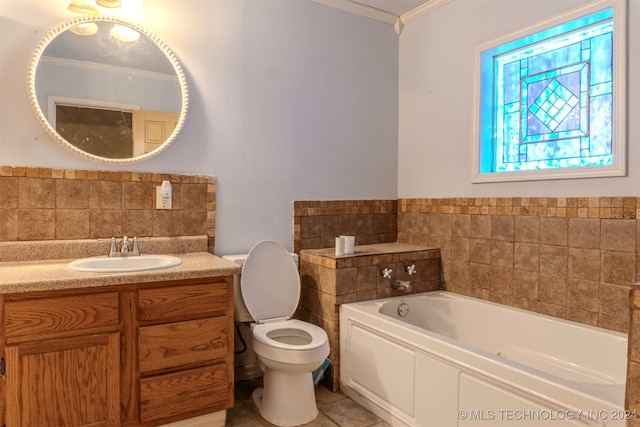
405;264;416;275
381;268;393;279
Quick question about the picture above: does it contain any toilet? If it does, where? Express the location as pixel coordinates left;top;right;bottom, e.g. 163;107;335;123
223;240;330;427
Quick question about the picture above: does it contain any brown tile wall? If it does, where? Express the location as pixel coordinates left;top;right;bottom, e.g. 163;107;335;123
628;291;640;418
398;197;637;333
298;248;441;391
0;166;216;253
293;200;398;252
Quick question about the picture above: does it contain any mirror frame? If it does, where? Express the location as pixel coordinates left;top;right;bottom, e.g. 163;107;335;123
27;15;189;165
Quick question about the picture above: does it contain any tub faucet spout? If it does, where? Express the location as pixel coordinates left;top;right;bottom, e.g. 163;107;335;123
391;279;410;291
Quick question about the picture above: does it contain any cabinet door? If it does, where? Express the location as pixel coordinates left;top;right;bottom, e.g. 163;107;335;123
5;332;120;427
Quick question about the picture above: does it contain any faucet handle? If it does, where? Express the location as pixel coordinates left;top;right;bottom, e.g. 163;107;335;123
405;264;416;275
132;237;150;256
382;268;393;279
98;237;119;257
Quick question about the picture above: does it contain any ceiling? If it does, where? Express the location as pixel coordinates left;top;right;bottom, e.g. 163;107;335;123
349;0;429;16
316;0;447;32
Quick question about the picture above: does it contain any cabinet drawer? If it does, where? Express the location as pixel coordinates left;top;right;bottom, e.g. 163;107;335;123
4;292;119;341
139;364;228;424
138;316;228;373
137;282;228;323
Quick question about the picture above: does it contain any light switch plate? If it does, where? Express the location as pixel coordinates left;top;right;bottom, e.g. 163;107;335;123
155;186;172;209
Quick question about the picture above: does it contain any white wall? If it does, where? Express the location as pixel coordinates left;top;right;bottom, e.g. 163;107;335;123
0;0;399;254
399;0;640;198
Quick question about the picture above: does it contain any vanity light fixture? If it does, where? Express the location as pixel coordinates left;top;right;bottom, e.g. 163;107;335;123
67;0;99;37
110;0;146;41
67;0;100;15
96;0;122;8
66;0;147;41
115;0;146;23
68;0;143;20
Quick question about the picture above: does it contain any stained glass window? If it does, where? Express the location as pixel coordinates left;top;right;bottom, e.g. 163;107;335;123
475;5;625;180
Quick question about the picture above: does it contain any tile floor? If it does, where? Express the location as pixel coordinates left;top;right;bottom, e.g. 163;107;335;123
227;378;391;427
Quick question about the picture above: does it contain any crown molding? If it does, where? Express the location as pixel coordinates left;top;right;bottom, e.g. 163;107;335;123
400;0;453;25
310;0;452;35
310;0;397;25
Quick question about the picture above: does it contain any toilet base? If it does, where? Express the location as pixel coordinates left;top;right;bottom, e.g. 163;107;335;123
252;370;319;426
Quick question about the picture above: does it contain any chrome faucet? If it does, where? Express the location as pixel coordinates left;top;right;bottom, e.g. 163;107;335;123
391;279;410;291
121;236;130;254
100;236;145;257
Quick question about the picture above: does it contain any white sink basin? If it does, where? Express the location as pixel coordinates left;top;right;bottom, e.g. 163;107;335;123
67;254;183;273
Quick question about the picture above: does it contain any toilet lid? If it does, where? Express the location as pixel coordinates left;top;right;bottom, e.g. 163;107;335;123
240;240;300;322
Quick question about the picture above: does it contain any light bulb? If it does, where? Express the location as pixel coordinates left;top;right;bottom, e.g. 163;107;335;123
67;0;100;15
96;0;122;8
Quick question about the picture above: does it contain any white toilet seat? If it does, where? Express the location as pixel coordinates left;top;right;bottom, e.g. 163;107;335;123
252;319;328;351
252;320;329;366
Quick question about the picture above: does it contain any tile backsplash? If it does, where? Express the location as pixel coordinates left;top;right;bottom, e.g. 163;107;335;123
397;197;637;333
0;166;216;253
294;197;636;333
293;199;397;252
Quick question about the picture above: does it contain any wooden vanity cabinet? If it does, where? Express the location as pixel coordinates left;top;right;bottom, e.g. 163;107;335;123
0;276;234;427
2;291;122;427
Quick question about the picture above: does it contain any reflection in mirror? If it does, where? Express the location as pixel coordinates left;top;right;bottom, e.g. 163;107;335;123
27;16;189;164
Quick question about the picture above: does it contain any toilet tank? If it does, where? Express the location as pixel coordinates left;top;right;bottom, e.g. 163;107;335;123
222;252;299;323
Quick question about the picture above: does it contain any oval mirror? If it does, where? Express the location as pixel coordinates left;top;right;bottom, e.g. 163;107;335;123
27;16;189;164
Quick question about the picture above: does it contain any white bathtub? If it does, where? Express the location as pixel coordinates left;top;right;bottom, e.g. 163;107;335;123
340;291;629;426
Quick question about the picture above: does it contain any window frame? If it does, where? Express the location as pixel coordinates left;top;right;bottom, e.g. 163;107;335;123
471;0;627;183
